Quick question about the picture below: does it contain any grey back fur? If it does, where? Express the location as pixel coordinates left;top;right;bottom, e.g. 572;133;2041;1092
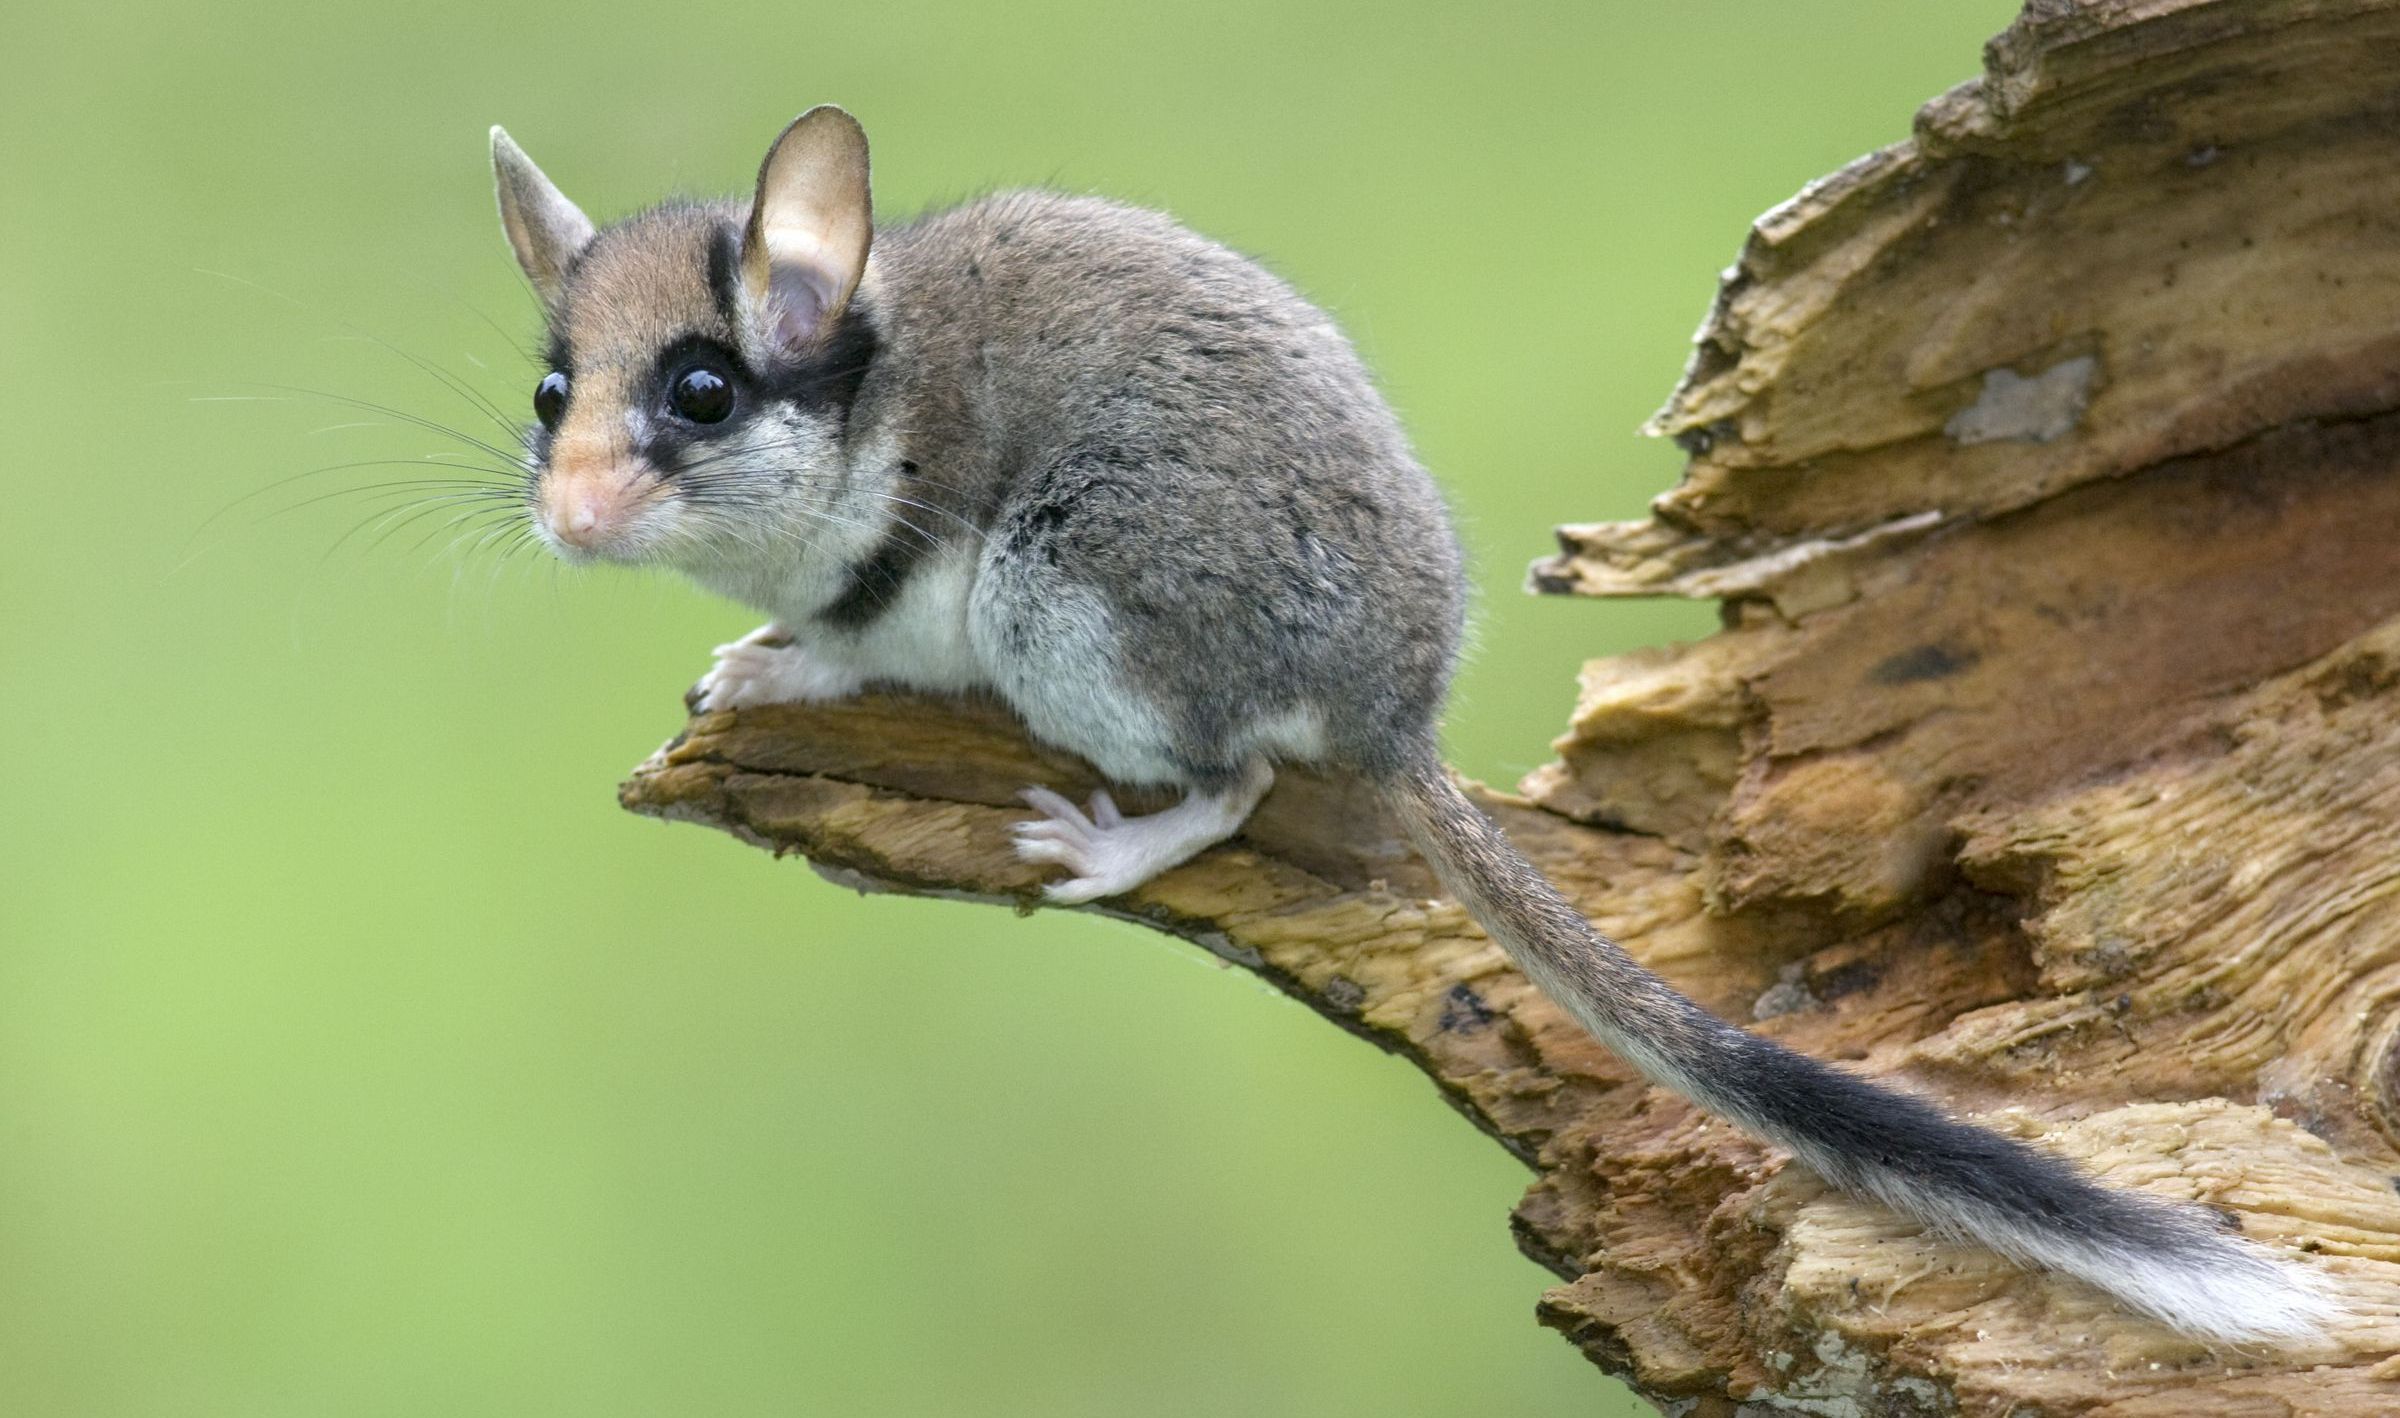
871;192;1464;784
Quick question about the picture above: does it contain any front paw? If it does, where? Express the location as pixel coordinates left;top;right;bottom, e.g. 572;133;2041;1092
689;626;864;712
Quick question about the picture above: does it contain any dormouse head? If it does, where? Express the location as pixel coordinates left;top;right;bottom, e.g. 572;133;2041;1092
490;106;877;565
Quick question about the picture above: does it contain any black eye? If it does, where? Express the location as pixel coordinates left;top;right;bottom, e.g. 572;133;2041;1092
534;371;570;430
669;366;734;424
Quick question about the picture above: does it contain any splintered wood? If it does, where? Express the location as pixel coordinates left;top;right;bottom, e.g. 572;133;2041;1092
621;1;2400;1410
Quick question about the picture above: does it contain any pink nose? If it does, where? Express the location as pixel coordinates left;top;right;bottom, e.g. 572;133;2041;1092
541;474;636;551
549;493;603;548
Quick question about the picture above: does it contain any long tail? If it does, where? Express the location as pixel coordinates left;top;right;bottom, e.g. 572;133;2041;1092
1375;751;2334;1344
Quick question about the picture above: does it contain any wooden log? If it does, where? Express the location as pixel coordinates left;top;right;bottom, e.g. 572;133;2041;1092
622;1;2400;1408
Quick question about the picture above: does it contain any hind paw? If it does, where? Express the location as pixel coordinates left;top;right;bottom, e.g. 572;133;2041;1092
1011;764;1274;904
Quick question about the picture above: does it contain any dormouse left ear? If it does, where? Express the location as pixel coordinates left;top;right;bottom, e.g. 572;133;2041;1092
740;105;873;360
490;127;595;310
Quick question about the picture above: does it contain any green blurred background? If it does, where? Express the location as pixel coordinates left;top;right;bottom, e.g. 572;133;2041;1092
0;2;2012;1413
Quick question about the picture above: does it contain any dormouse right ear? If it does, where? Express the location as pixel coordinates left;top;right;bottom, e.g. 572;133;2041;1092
490;127;596;309
739;105;873;360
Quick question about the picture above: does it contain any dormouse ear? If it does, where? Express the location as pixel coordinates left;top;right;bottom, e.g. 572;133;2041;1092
490;127;596;309
740;105;872;358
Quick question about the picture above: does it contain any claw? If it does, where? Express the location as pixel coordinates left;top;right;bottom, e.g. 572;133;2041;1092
1012;819;1086;848
1015;839;1079;867
1018;786;1091;827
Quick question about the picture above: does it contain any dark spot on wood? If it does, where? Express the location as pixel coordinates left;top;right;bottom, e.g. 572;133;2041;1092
1871;642;1981;685
1809;958;1882;1003
1439;982;1498;1033
2315;650;2399;709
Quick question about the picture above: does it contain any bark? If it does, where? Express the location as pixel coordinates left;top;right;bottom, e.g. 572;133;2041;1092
620;2;2400;1410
